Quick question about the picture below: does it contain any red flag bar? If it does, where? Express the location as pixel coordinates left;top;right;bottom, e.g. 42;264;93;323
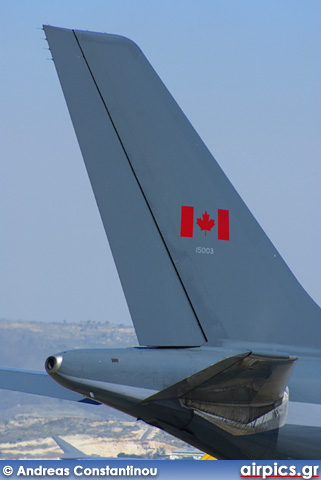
180;206;194;237
218;209;229;241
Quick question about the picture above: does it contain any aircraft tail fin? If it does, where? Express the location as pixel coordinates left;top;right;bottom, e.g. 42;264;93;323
52;436;90;460
44;26;321;348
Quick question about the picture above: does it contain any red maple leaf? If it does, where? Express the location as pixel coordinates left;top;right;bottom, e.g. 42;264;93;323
197;211;215;236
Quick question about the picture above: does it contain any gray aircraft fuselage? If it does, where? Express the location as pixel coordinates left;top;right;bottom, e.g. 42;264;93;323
37;26;321;460
1;25;320;462
46;344;321;460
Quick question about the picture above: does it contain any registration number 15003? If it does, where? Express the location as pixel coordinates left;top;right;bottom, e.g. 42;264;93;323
196;247;214;255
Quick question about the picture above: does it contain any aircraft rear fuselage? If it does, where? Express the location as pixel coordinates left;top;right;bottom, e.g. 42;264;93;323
45;345;321;460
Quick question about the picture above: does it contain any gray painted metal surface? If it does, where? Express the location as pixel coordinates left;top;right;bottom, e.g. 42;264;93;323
42;25;321;458
0;367;94;403
1;344;321;458
44;26;205;348
43;346;321;459
45;26;321;348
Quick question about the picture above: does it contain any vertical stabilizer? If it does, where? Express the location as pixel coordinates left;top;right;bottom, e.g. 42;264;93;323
44;26;321;349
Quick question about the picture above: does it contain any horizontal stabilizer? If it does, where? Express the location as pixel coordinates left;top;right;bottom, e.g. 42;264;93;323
142;352;296;435
0;367;100;404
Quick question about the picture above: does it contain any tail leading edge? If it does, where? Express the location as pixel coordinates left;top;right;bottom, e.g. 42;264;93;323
44;26;321;349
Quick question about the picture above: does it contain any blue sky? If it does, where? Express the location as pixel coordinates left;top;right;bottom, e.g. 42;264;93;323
0;0;320;324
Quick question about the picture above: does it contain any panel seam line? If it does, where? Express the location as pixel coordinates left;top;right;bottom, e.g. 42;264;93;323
72;30;207;344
